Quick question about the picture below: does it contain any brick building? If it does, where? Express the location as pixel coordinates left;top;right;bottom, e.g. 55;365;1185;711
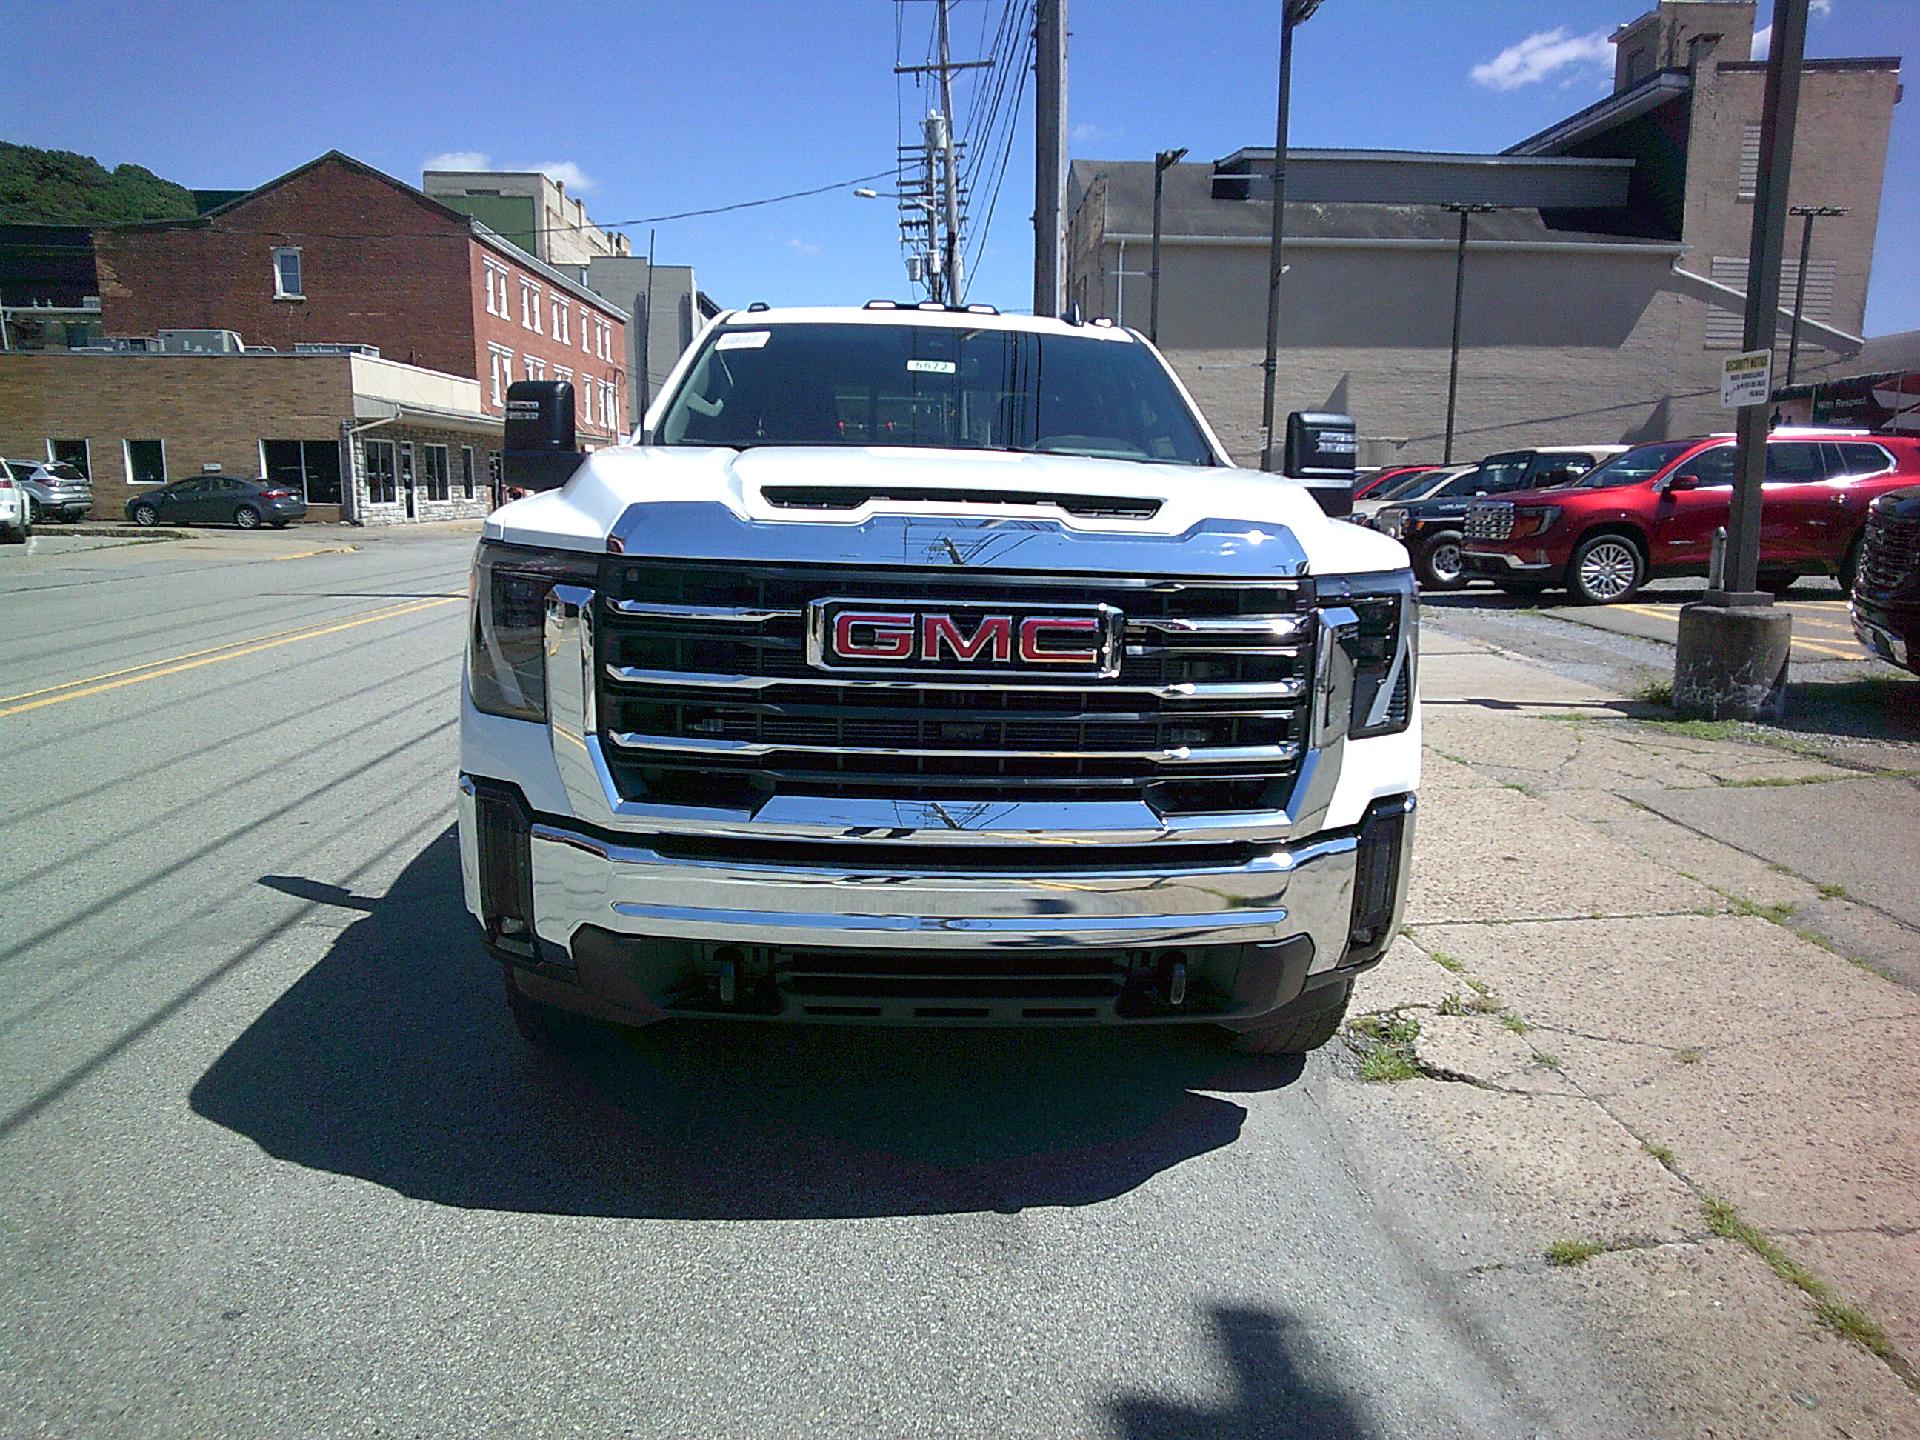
94;152;630;449
0;350;498;525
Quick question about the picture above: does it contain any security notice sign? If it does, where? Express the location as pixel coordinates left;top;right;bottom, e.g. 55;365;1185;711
1721;349;1773;409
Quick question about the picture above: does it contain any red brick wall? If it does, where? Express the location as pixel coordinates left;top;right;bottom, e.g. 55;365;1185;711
467;241;627;442
96;157;479;378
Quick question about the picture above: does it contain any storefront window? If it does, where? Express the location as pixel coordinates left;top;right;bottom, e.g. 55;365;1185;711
364;439;398;505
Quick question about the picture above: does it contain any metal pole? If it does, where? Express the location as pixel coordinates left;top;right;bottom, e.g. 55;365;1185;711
638;228;657;423
1444;208;1470;465
1149;148;1186;344
1258;13;1297;471
935;0;964;302
922;115;946;304
1032;0;1066;317
1784;205;1844;387
1723;0;1808;603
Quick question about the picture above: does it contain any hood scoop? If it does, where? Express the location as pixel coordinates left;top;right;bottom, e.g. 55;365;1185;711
760;484;1163;521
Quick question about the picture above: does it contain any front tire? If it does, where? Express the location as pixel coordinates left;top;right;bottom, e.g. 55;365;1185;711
1222;980;1353;1055
1838;534;1864;594
1414;530;1467;591
233;505;261;530
1566;533;1645;605
131;503;158;526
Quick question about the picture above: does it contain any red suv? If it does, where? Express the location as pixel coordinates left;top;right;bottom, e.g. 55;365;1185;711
1461;432;1920;604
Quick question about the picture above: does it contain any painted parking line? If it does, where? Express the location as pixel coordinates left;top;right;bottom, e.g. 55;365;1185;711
271;545;360;562
0;595;461;719
1579;602;1866;660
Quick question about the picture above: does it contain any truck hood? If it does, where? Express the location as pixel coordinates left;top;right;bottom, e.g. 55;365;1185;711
485;444;1409;577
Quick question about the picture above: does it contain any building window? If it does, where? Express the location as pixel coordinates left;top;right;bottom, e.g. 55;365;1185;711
520;279;544;333
364;439;398;505
261;439;343;505
48;439;89;478
422;444;451;502
272;247;304;298
524;354;547;382
1737;125;1762;200
582;314;592;355
461;445;476;499
488;344;514;404
579;378;592;426
553;299;570;345
483;260;510;316
124;439;166;485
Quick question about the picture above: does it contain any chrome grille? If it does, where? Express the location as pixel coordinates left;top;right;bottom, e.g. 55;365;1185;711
1464;502;1514;541
1858;513;1919;595
595;561;1313;816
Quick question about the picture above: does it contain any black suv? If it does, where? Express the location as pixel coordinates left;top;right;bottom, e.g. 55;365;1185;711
1372;446;1623;589
1852;484;1920;676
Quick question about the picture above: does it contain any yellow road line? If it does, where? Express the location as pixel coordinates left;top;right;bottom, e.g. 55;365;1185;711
0;596;460;719
1792;635;1865;660
271;545;359;562
1573;601;1862;659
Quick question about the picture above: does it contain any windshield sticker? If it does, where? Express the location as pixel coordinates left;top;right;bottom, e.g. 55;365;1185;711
906;358;957;374
715;330;772;350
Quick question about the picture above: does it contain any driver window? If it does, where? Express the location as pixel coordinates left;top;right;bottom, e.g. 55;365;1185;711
1677;447;1736;488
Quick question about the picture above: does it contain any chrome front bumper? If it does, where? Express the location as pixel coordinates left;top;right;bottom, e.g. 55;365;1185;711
1461;548;1553;573
458;776;1413;1022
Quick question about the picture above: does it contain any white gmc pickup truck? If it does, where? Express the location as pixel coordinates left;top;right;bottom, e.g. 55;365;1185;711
459;304;1417;1055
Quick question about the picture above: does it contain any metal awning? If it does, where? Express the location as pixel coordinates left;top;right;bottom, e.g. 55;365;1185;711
350;397;501;435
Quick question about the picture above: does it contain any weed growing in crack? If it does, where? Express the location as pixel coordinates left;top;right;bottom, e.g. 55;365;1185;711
1359;1047;1422;1083
1726;894;1797;925
1642;1141;1675;1165
1674;1047;1705;1065
1631;677;1674;707
1468;993;1504;1016
1498;1011;1531;1035
1816;881;1849;900
1439;993;1468;1017
1532;1050;1564;1070
1702;1197;1896;1359
1430;950;1464;973
1545;1238;1609;1267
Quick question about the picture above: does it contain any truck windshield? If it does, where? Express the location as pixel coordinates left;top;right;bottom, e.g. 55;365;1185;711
1565;441;1692;489
655;322;1219;466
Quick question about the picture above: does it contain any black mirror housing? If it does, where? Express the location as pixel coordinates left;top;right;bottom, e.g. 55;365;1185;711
502;380;583;492
1283;411;1359;517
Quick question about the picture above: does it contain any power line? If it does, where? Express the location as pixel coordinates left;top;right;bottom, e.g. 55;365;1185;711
963;27;1033;297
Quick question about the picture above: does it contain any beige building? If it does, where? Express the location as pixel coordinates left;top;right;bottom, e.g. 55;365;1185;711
0;351;500;524
1066;0;1900;466
423;169;631;269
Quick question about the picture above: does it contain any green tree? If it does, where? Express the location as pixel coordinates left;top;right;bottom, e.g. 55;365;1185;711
0;143;198;224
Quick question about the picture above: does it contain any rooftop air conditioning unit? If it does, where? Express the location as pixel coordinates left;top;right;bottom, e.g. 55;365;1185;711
294;343;381;357
158;328;246;354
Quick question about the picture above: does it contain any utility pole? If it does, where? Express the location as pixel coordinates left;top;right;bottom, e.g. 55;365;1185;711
935;0;965;301
1785;204;1846;386
1149;147;1187;345
1441;203;1497;464
1259;0;1322;472
1032;0;1067;317
896;24;989;307
1673;0;1807;721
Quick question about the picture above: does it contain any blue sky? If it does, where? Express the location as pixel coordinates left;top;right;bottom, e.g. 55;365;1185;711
6;0;1915;332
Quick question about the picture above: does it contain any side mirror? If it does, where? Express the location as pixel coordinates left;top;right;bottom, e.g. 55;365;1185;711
502;380;582;492
1663;472;1700;493
1283;410;1359;517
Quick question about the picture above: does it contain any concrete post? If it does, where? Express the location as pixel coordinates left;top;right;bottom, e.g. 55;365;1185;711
1674;603;1793;720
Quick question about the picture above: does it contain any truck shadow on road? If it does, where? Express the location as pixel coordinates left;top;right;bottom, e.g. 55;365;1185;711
192;829;1309;1220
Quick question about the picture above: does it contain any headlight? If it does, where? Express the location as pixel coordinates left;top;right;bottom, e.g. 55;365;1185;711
1508;506;1562;540
1318;572;1418;740
468;541;597;721
1377;508;1406;538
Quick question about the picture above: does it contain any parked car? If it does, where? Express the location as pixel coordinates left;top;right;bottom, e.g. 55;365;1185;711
2;458;93;522
124;476;307;529
1353;463;1443;502
1372;445;1628;589
1352;465;1474;523
1462;432;1920;604
0;463;29;543
1851;483;1920;675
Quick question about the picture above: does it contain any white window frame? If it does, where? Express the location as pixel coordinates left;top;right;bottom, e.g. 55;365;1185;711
272;247;304;299
363;438;399;506
582;313;592;355
523;354;548;383
552;298;570;346
123;438;167;485
46;437;90;475
488;343;514;404
483;259;510;316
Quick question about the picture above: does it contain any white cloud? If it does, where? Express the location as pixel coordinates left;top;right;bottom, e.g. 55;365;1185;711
425;150;491;171
420;152;598;192
786;237;822;257
1471;27;1613;91
1071;121;1123;144
529;160;597;193
1752;2;1833;59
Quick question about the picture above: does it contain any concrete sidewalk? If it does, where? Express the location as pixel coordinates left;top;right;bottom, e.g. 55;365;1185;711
1340;620;1920;1438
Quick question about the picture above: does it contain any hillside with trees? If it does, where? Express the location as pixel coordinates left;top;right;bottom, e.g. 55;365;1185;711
0;143;197;224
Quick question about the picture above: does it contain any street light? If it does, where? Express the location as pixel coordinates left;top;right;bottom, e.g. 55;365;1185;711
1785;204;1847;387
1258;0;1325;471
1440;202;1499;465
856;187;943;300
1149;147;1188;345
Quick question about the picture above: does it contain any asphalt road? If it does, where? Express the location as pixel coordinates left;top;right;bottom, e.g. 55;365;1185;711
1;527;1664;1439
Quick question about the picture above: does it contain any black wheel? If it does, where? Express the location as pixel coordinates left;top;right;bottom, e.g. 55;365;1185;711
1758;570;1800;597
233;505;261;530
1838;534;1863;594
1566;533;1645;605
25;498;39;525
131;503;158;526
270;519;290;529
1414;530;1467;591
1;523;21;545
1222;980;1353;1056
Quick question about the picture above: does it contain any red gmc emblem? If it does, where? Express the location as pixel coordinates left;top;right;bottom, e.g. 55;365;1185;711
807;600;1123;675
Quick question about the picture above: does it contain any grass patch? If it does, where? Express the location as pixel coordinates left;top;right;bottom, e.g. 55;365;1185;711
1717;773;1846;789
1467;992;1504;1015
1674;1046;1705;1065
1642;1141;1675;1165
1438;993;1468;1017
1429;950;1464;973
1631;676;1674;707
1463;976;1491;996
1816;881;1849;901
1532;1050;1564;1070
1726;894;1797;925
1545;1238;1610;1267
1703;1197;1896;1359
1640;718;1741;742
1359;1047;1422;1083
1349;1013;1420;1046
1497;1011;1531;1035
1501;780;1541;799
